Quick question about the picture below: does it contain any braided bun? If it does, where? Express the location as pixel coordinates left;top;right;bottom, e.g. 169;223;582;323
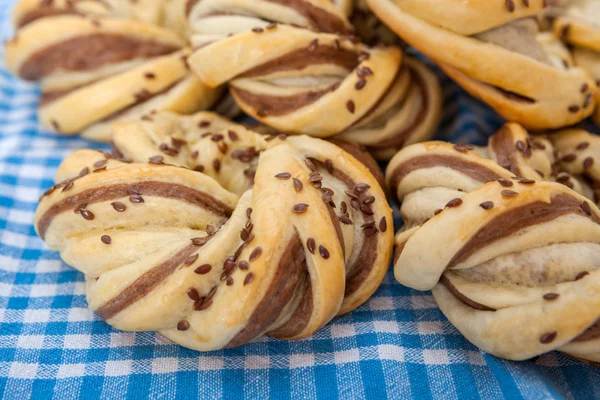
34;113;394;350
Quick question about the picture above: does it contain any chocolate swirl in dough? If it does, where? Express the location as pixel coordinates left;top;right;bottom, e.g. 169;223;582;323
384;122;600;363
186;0;441;159
4;0;220;141
34;112;394;351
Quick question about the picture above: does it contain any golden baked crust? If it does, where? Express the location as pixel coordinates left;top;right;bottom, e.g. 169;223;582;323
34;112;394;350
385;121;600;363
367;0;598;129
396;180;600;362
4;0;218;141
189;20;441;158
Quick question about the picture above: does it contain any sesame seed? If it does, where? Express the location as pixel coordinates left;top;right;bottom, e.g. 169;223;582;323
293;204;309;213
480;201;494;210
539;331;557;344
339;215;353;225
275;172;292;179
543;293;559;301
307;238;316;254
379;217;387;232
80;209;94;220
568;105;580;113
144;72;156;79
252;27;264;33
346;100;355;114
446;198;463;208
110;202;126;212
194;299;212;311
198;121;211;128
228;130;239;141
576;142;590;150
249;247;262;261
184;254;198;266
583;157;594;169
62;180;74;192
501;190;519;197
100;235;111;244
360;204;374;215
505;0;515;12
354;183;370;193
293;178;303;191
244;272;254;285
355;79;366;90
498;179;514;187
194;264;212;274
177;320;189;331
129;195;144;203
187;288;200;301
319;245;330;259
213;159;221;172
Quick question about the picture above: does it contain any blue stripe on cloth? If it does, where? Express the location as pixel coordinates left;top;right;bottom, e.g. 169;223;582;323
1;0;600;398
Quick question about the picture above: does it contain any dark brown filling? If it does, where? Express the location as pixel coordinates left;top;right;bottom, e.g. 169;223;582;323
490;125;523;176
37;181;233;239
227;233;309;346
440;275;496;311
314;159;379;297
388;154;503;192
17;8;81;28
448;194;600;269
40;87;78;106
393;241;406;265
493;86;536;104
367;66;430;150
231;85;333;117
96;243;199;320
268;271;313;339
239;46;358;79
20;34;179;80
573;318;600;342
328;138;386;190
185;0;351;34
325;198;346;257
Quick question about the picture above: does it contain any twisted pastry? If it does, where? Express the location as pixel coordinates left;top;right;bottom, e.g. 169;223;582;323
5;0;219;141
554;0;600;125
386;123;556;225
366;0;598;129
34;118;393;351
393;179;600;362
548;128;600;206
189;23;441;158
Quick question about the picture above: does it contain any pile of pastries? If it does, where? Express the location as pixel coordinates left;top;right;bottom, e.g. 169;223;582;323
5;0;599;363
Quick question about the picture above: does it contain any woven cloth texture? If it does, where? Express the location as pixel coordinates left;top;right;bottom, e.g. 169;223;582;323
0;2;599;399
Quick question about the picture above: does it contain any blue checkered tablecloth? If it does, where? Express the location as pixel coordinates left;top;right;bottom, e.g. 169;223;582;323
1;2;600;399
